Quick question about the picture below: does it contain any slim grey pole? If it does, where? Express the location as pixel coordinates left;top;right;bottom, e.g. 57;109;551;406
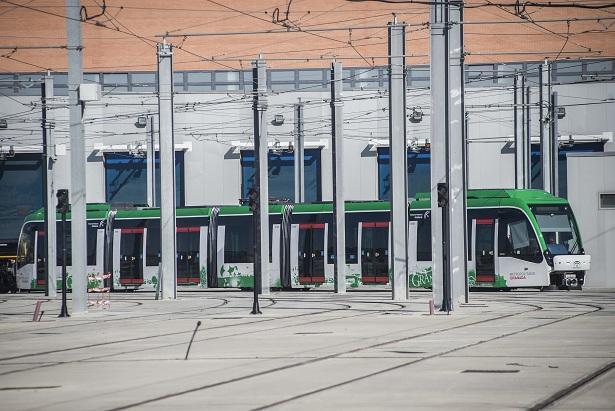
514;72;525;189
42;74;57;297
430;0;451;311
146;116;156;207
388;19;408;301
448;1;467;308
460;3;469;305
157;43;177;300
253;57;270;295
66;0;87;313
525;85;532;188
540;60;552;193
293;101;305;203
464;111;469;303
551;91;559;197
331;61;346;294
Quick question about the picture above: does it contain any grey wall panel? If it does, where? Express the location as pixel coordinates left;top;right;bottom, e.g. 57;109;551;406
567;154;615;289
1;82;614;208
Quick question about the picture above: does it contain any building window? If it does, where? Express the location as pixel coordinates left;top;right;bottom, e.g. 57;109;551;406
496;64;523;85
554;61;583;84
103;73;128;92
0;153;43;244
213;71;240;91
407;66;430;87
377;148;430;200
240;149;321;203
186;71;212;92
466;64;496;87
530;142;604;198
599;193;615;209
104;152;185;206
130;72;157;92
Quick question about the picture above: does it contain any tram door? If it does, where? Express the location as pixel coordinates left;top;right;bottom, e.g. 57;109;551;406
118;228;144;285
176;227;200;284
361;222;389;284
474;218;496;283
298;223;325;284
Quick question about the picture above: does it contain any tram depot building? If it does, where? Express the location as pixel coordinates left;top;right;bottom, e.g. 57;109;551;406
2;59;615;289
1;1;615;290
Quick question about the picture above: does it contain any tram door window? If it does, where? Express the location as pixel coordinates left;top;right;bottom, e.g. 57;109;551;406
474;218;496;282
361;222;389;283
298;223;325;284
145;219;161;267
119;228;144;285
177;227;200;284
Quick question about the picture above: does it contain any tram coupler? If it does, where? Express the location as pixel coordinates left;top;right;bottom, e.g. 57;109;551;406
550;271;585;290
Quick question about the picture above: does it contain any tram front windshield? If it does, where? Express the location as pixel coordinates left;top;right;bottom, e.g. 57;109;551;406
530;205;581;255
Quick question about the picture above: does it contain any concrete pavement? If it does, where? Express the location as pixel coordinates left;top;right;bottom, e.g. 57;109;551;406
0;290;614;410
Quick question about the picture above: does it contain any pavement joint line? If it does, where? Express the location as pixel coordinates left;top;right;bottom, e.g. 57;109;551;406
0;296;232;336
0;306;384;377
0;299;335;361
527;358;615;410
104;303;546;411
249;305;603;411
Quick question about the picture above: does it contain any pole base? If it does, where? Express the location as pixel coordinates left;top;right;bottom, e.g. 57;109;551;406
251;301;262;315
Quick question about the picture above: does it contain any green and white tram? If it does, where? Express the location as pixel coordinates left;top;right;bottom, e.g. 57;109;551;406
15;189;589;291
409;189;590;289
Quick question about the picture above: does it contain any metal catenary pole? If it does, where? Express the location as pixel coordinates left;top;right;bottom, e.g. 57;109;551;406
430;0;453;311
253;56;270;297
66;0;87;313
59;206;69;317
146;116;157;207
157;43;177;300
540;60;553;193
550;91;560;197
514;72;525;189
464;110;470;303
331;61;346;294
42;74;57;297
388;18;409;301
525;84;532;189
448;1;467;308
294;100;305;203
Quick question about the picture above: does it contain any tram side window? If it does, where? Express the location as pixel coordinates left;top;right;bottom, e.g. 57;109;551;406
224;217;253;263
498;209;542;263
416;219;432;261
17;223;36;269
345;214;360;264
87;225;98;266
327;215;361;265
145;220;161;266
